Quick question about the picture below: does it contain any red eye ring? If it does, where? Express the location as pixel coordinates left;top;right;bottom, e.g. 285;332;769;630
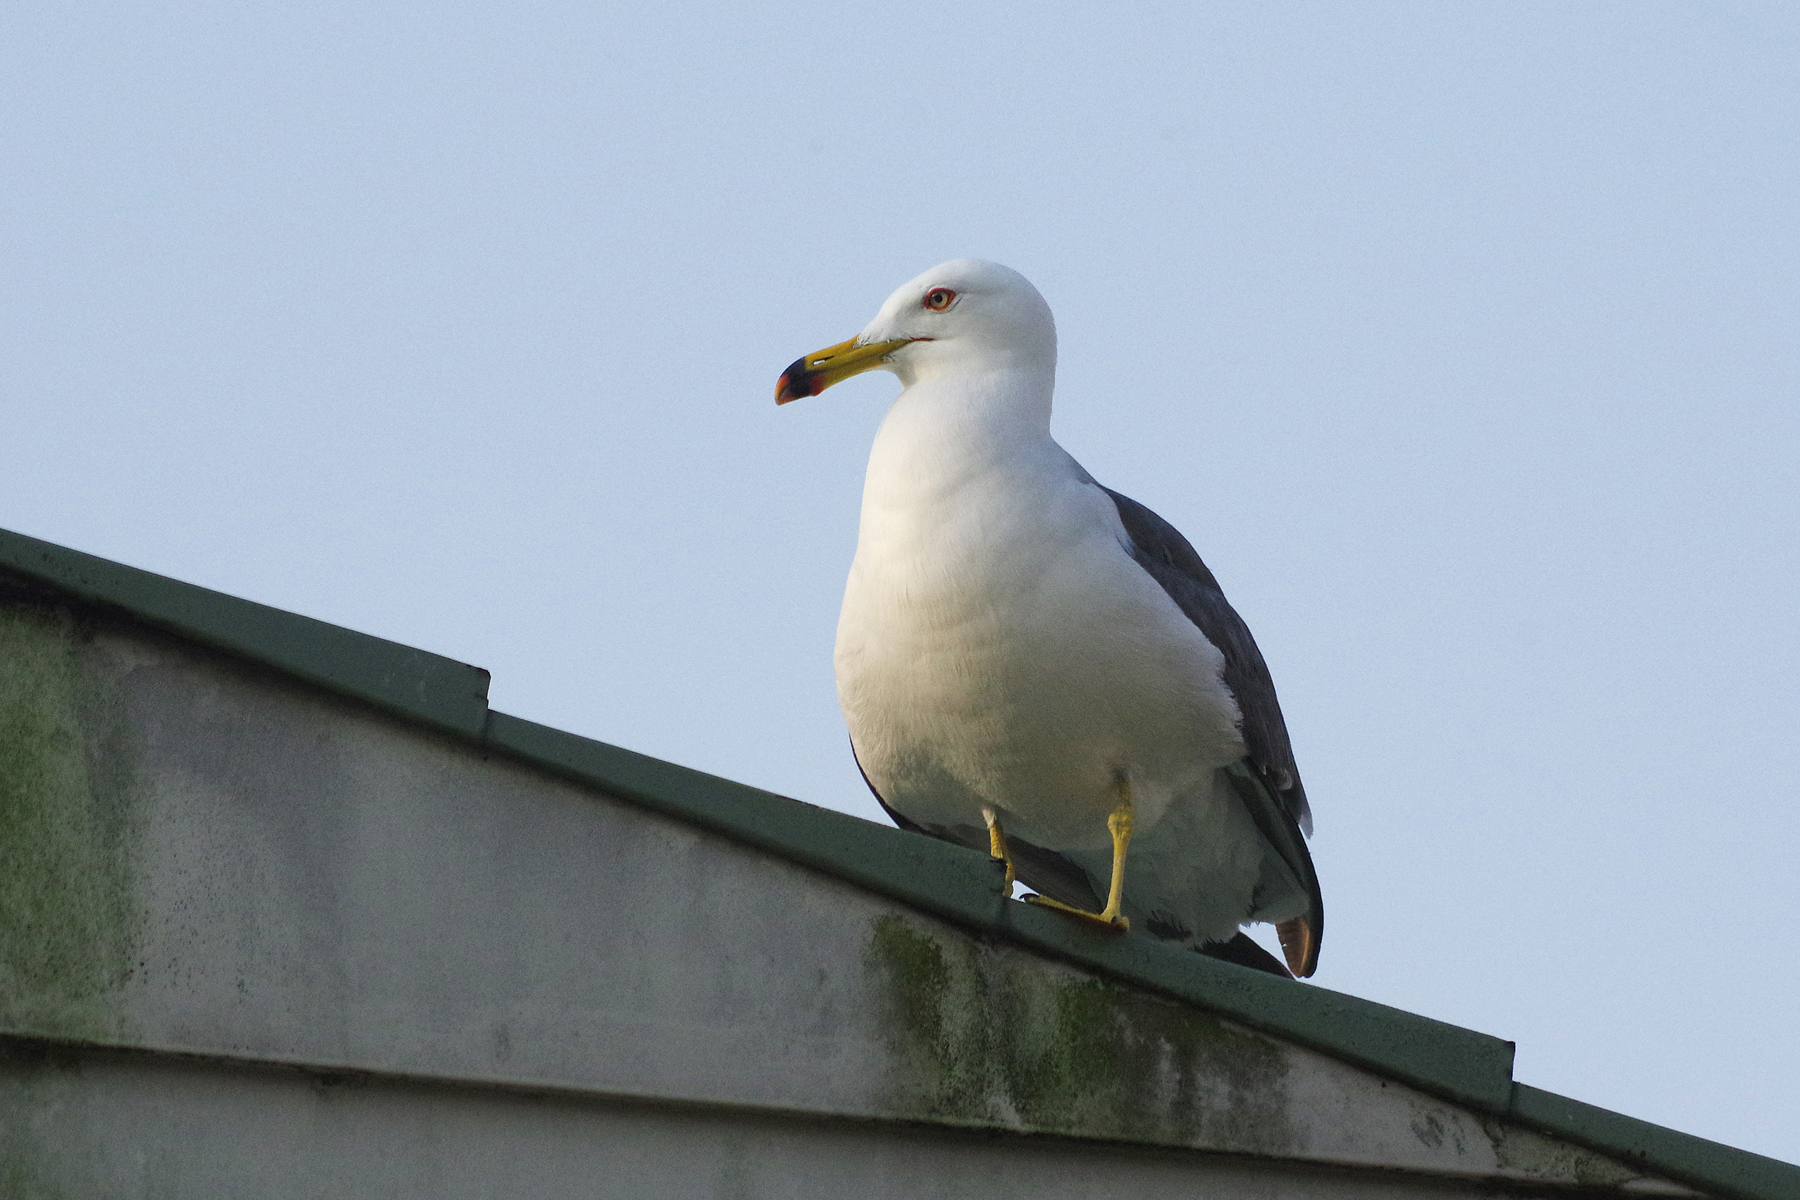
924;288;956;311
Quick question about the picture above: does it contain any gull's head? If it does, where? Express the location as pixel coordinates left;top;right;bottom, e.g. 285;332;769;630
776;259;1055;404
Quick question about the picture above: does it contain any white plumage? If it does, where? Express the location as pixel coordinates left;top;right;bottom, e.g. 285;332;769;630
779;259;1321;977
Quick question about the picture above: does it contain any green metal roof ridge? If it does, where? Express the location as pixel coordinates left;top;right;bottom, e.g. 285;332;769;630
1508;1085;1800;1200
0;526;489;738
1;524;1793;1198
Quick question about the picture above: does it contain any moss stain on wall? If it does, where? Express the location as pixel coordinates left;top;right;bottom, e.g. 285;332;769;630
0;604;137;1041
864;913;1297;1153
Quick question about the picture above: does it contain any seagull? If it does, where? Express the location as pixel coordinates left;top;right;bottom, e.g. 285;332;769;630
776;260;1321;979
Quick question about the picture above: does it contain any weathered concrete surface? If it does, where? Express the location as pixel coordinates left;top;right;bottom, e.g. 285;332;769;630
0;1042;1670;1200
0;604;1704;1196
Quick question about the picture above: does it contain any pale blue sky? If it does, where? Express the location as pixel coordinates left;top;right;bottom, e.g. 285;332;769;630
5;1;1797;1163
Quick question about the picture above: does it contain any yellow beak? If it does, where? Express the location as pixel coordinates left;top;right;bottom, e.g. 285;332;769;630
775;336;913;405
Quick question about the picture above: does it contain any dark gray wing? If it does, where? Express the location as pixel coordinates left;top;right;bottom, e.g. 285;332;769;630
1102;486;1323;977
1101;487;1309;826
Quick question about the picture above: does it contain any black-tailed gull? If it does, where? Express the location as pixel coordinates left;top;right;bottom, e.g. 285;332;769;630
776;259;1322;978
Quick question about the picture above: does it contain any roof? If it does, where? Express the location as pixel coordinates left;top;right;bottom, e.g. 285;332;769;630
0;523;1793;1200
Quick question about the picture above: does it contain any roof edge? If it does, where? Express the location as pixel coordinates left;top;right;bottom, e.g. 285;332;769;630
0;527;489;738
1509;1085;1800;1200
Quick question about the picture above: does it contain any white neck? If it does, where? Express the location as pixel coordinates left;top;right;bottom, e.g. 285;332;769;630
852;365;1075;577
869;365;1056;482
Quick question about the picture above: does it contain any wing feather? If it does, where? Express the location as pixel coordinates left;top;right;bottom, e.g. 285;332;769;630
1103;486;1324;976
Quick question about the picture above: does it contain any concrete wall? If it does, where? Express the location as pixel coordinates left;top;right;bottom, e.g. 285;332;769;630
0;602;1704;1197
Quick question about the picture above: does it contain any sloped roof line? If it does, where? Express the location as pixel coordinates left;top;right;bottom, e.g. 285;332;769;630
1;525;1793;1200
0;527;490;737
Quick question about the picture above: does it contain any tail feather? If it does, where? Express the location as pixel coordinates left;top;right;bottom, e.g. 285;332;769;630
1276;916;1318;978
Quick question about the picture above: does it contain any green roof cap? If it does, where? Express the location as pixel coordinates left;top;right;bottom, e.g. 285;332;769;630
0;527;489;737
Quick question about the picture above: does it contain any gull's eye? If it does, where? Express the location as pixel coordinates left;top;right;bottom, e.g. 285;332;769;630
924;288;957;311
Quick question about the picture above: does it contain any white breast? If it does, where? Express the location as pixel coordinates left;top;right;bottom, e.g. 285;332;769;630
833;380;1245;852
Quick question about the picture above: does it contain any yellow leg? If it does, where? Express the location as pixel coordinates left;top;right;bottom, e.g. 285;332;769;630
1101;793;1132;923
1024;778;1133;931
982;806;1016;891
